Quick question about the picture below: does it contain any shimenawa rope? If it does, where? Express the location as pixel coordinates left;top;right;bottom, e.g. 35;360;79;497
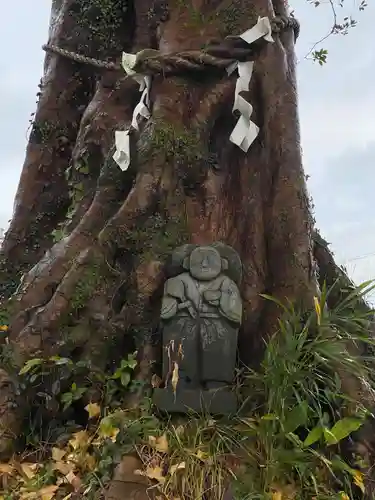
42;15;299;76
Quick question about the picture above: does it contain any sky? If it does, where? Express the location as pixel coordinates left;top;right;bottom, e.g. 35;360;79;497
0;1;374;296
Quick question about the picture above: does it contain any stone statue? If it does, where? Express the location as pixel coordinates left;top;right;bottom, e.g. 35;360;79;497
153;242;242;415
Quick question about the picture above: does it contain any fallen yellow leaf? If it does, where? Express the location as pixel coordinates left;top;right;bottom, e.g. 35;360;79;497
145;465;165;483
149;433;169;453
353;470;365;493
169;462;185;475
69;430;90;450
19;493;38;500
171;362;179;396
85;402;101;419
39;484;59;500
82;453;96;471
52;447;66;462
20;462;39;479
100;426;120;442
196;450;208;460
0;463;14;475
53;461;73;476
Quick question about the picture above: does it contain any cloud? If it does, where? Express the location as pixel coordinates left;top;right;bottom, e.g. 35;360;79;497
295;0;375;170
310;140;375;296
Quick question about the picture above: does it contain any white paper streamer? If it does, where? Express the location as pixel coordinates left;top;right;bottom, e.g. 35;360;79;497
113;130;131;171
113;17;274;170
113;53;152;171
229;17;273;152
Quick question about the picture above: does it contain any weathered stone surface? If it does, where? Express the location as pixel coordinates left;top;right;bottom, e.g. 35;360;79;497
154;243;242;414
153;387;238;415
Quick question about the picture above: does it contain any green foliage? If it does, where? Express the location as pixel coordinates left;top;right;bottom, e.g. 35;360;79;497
72;0;129;54
18;352;139;418
312;48;328;66
232;281;375;498
151;120;204;165
60;382;88;411
69;261;102;314
31;120;60;145
173;0;251;35
52;158;91;243
125;210;189;262
2;281;375;499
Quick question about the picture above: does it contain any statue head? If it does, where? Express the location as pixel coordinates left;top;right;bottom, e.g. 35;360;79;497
184;246;228;281
166;242;242;285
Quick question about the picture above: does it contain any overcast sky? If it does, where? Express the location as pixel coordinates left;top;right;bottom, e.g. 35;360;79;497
1;1;374;294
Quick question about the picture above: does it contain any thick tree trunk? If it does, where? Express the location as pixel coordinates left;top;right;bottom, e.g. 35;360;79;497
1;0;315;364
1;0;370;498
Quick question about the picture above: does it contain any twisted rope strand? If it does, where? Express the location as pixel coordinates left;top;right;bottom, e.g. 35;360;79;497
42;15;300;76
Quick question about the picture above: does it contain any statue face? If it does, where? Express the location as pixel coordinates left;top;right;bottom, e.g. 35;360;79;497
189;247;222;280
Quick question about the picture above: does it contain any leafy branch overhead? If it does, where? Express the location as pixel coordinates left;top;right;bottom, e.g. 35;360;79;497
306;0;367;63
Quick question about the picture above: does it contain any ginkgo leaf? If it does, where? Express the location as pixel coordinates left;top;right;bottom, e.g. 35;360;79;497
20;463;39;479
0;463;14;474
19;493;38;500
149;433;169;453
39;485;59;500
98;417;120;442
53;461;73;476
196;450;208;460
271;492;282;500
82;453;96;471
68;430;90;450
352;470;365;493
52;447;66;462
145;466;165;483
85;402;101;419
100;425;120;442
339;493;350;500
169;462;185;475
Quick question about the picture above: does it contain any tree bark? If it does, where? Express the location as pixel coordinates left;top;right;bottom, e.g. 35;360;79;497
1;0;368;497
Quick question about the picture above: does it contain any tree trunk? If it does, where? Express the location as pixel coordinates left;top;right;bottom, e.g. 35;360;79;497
1;0;371;498
1;0;315;363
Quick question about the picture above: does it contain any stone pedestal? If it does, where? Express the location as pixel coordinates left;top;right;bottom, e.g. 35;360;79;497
153;388;237;415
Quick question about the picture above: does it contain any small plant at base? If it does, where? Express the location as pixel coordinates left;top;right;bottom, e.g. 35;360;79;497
2;282;375;499
61;382;88;411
